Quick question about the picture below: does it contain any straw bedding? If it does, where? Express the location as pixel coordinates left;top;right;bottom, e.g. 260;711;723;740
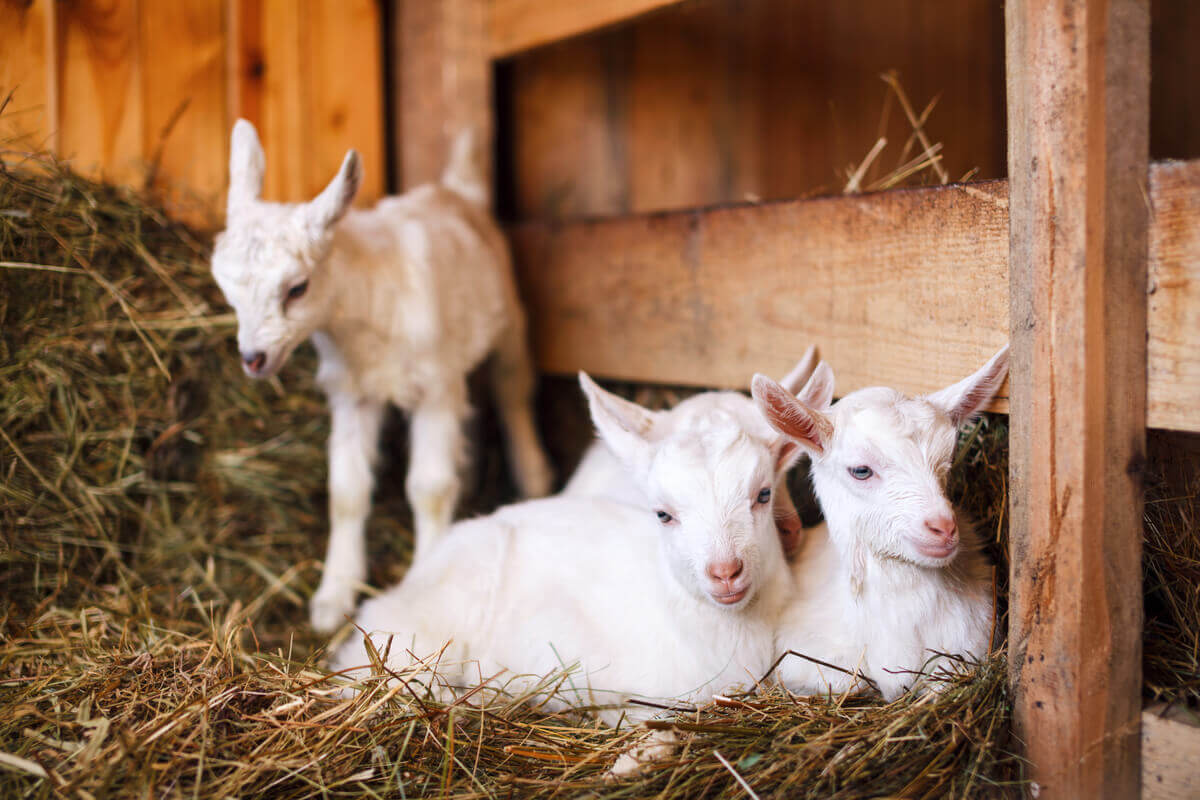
0;146;1191;798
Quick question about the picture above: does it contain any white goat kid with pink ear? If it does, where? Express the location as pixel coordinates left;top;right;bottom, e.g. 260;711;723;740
210;120;553;632
331;372;801;733
753;346;1009;701
563;346;822;559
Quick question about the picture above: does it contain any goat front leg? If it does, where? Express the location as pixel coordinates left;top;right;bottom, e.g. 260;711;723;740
490;320;553;498
406;386;469;559
311;394;385;632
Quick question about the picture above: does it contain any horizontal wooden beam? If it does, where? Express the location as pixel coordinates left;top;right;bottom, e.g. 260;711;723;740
508;159;1200;432
1142;705;1200;799
488;0;684;58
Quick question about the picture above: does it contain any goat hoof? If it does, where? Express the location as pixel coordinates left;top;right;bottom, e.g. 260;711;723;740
311;586;357;632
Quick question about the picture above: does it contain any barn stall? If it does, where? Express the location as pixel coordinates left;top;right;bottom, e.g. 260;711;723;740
1;0;1198;797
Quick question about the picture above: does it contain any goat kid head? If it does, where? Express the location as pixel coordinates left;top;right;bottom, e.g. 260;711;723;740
752;345;1009;569
211;119;362;379
578;372;812;609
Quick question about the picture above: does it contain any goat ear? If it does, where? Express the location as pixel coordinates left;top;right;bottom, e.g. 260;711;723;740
752;374;833;457
925;344;1010;426
228;119;265;213
774;438;804;475
779;345;818;395
795;361;835;410
309;149;362;230
579;372;659;468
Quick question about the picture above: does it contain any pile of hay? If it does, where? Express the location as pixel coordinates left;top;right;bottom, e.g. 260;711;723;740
0;147;1043;798
1143;431;1200;706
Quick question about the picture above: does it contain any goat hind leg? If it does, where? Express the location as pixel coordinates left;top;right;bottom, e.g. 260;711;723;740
490;321;553;498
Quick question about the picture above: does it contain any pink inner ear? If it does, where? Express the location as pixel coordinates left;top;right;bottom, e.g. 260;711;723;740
763;386;829;454
776;440;800;471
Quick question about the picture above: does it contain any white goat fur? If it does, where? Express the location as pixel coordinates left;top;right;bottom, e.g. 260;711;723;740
331;372;801;727
753;346;1009;701
562;346;823;558
211;120;553;632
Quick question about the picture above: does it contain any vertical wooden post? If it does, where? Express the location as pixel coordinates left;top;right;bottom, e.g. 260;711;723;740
1007;0;1149;797
392;0;492;199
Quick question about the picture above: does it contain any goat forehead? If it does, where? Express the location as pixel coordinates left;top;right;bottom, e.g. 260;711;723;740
834;392;957;468
652;426;769;505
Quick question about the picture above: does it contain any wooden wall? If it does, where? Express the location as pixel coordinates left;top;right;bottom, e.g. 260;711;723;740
497;0;1200;222
0;0;385;226
497;0;1008;221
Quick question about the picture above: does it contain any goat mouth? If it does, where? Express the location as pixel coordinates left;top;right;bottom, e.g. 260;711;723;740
711;588;749;605
915;541;957;560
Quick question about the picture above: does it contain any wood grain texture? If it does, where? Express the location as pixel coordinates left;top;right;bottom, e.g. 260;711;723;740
509;161;1198;431
488;0;683;58
500;0;1008;220
509;180;1013;407
303;0;384;204
226;0;384;207
0;0;56;148
395;0;491;195
1148;160;1200;433
139;0;227;222
507;34;630;218
1006;0;1149;797
1143;705;1200;800
57;0;143;184
258;0;305;201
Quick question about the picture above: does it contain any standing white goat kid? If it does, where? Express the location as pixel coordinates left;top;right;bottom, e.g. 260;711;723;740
211;120;553;631
752;346;1009;701
331;372;802;737
562;346;823;558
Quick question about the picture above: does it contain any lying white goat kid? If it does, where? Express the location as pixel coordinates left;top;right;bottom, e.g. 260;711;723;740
753;346;1009;701
211;121;553;631
331;372;803;739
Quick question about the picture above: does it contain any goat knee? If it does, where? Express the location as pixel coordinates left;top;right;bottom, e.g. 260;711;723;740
406;466;459;556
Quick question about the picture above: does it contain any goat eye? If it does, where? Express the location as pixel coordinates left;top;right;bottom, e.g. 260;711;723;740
656;510;674;524
848;465;873;480
756;487;771;504
285;280;309;303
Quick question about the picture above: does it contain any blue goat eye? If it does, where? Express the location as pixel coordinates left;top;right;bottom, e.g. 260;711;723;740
656;510;674;524
756;488;771;504
848;465;873;480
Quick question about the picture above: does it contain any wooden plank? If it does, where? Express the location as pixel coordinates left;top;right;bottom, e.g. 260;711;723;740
488;0;684;58
57;0;143;184
303;0;385;205
507;161;1199;431
0;0;56;149
509;179;1013;410
1006;0;1149;797
1142;705;1200;800
258;0;306;202
1148;160;1200;435
395;0;491;195
139;0;227;223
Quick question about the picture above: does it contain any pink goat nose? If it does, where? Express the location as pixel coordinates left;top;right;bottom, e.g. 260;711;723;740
707;559;744;582
925;515;958;542
242;350;266;373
